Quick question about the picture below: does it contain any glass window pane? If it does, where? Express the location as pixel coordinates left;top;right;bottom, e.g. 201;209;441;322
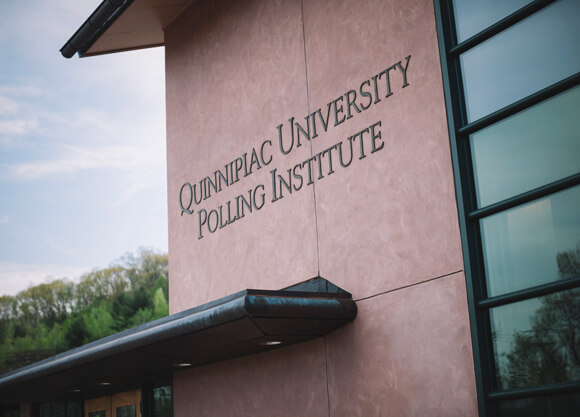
52;402;66;417
481;186;580;296
89;411;106;417
152;386;172;417
0;406;19;417
495;391;580;417
490;289;580;390
66;401;83;417
116;406;136;417
452;0;532;42
39;403;51;417
471;85;580;207
460;0;580;122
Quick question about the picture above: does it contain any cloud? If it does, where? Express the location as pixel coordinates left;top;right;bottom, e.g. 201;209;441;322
0;1;168;287
0;95;37;141
1;84;165;181
2;114;166;185
0;90;40;145
0;96;19;113
0;262;88;296
0;119;37;136
0;85;43;97
5;143;138;180
44;237;74;256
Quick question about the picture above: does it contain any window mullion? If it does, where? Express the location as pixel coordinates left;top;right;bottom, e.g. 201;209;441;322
468;173;580;221
449;0;556;56
458;72;580;136
488;380;580;401
477;276;580;309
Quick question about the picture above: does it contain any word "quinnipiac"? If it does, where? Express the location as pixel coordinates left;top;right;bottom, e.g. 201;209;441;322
179;140;272;216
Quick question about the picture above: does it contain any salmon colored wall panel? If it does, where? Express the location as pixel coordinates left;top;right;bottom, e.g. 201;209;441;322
165;0;464;308
164;1;477;416
165;0;317;313
302;0;463;299
173;339;328;417
326;273;477;417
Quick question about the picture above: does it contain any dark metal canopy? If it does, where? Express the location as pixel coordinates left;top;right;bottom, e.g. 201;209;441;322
0;278;356;403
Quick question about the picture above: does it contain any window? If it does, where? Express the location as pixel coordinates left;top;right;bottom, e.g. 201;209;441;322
435;0;580;416
38;400;82;417
0;404;19;417
142;384;172;417
35;385;171;417
149;386;172;417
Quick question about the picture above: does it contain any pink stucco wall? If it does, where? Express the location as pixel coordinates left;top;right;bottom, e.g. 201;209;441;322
165;0;477;415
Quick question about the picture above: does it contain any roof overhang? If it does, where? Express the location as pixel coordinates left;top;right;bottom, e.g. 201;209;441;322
60;0;194;58
0;278;356;403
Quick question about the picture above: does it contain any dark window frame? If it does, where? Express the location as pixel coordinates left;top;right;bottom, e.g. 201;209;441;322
32;381;173;417
141;382;173;417
36;400;83;417
433;0;580;415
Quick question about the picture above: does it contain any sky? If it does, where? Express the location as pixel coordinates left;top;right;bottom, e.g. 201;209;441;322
0;1;167;296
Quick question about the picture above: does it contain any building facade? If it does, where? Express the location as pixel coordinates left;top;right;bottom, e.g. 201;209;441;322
1;0;579;416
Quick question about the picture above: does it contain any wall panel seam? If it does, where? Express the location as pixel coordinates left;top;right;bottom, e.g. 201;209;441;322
354;269;465;302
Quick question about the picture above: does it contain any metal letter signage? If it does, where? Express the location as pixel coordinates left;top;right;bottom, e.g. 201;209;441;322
179;55;412;239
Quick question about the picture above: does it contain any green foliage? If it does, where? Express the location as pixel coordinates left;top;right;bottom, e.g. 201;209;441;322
130;308;155;327
503;243;580;389
153;287;169;318
83;304;115;340
112;286;153;330
65;315;89;348
0;248;169;374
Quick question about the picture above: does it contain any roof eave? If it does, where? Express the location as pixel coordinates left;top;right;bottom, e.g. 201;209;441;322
0;278;357;403
60;0;134;58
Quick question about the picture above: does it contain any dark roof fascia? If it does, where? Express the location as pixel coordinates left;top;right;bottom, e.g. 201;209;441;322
0;278;357;400
0;290;249;389
60;0;134;58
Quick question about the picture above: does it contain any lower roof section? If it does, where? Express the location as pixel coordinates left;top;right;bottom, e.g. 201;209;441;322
0;278;356;403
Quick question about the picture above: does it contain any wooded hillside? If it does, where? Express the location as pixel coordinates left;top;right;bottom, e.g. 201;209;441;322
0;249;168;375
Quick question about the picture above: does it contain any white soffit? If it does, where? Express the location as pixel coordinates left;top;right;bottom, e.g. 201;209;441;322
84;0;195;56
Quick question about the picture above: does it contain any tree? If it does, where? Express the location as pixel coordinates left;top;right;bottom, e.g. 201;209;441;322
122;249;168;291
75;266;129;310
0;296;16;345
0;249;169;374
64;315;90;349
503;243;580;388
153;287;169;319
17;280;73;327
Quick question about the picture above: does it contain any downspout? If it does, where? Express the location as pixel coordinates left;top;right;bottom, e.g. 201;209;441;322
60;0;134;58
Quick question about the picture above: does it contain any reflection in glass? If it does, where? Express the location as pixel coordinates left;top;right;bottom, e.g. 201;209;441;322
38;401;82;417
471;86;580;207
152;386;172;417
491;289;580;390
52;402;66;417
481;186;580;296
39;404;51;417
67;401;83;417
116;405;136;417
0;406;18;417
460;0;580;122
89;411;106;417
452;0;532;42
495;391;580;417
